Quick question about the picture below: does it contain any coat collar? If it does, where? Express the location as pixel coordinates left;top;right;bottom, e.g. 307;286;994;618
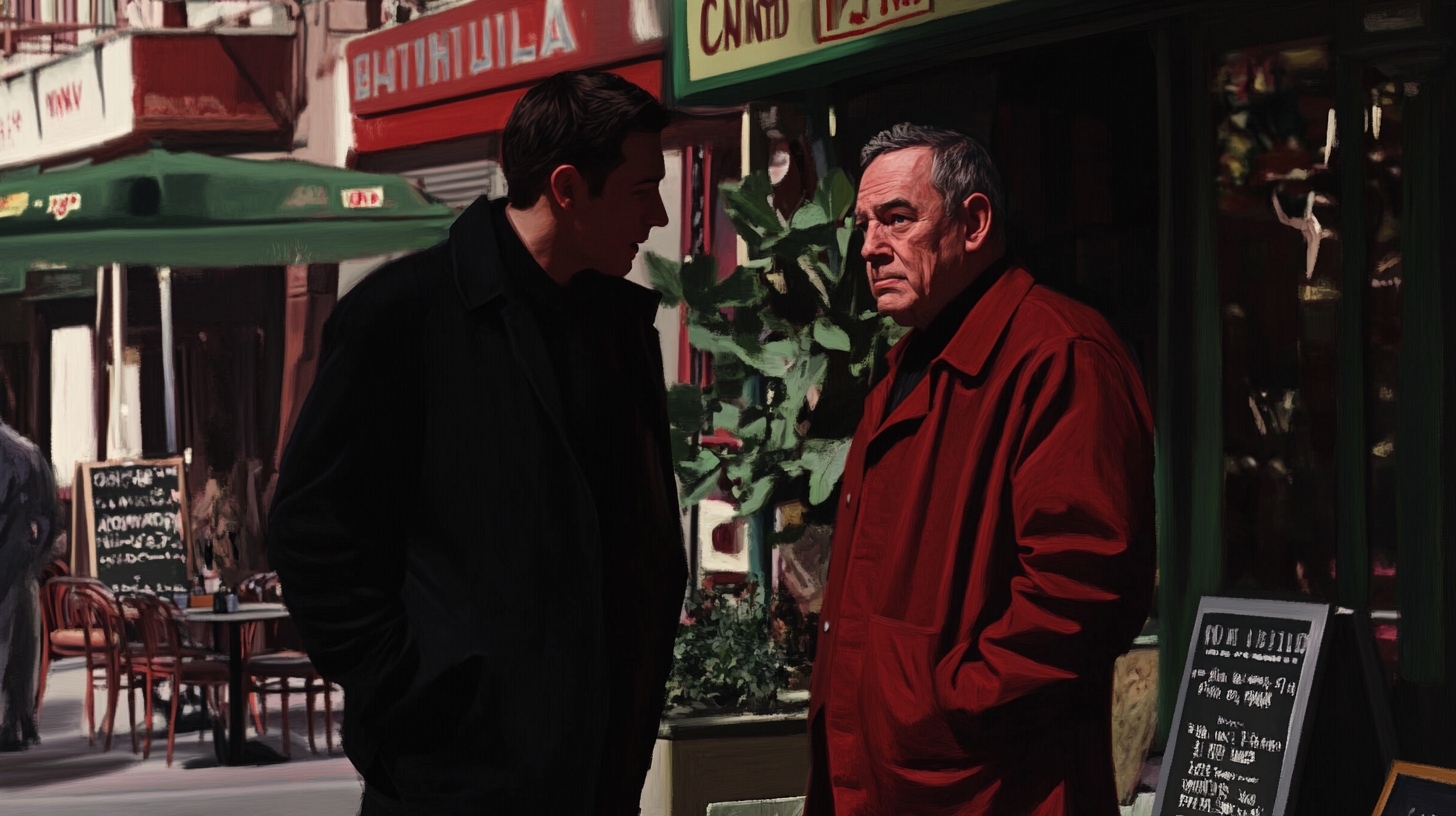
450;196;507;311
450;196;665;323
882;264;1037;380
864;266;1035;437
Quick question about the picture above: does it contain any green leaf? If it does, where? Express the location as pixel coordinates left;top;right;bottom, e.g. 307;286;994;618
711;401;741;432
790;202;830;231
807;438;853;505
667;383;708;432
813;318;851;352
720;174;784;245
680;470;720;507
645;251;683;307
680;255;721;315
713;265;766;308
738;415;768;443
735;473;780;516
821;169;857;222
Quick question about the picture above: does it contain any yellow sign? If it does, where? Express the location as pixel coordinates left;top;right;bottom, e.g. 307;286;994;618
0;192;27;218
686;0;1015;83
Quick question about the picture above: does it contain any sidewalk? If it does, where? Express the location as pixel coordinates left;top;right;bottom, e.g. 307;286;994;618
0;659;364;815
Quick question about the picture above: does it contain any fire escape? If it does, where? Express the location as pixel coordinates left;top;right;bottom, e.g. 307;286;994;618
0;0;119;57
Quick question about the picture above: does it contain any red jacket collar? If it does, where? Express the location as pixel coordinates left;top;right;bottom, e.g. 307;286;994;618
881;265;1037;380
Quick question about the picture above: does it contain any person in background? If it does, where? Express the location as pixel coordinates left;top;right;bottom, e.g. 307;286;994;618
804;124;1156;815
0;407;62;752
269;70;687;815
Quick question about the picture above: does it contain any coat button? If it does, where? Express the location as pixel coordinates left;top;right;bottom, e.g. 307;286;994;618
845;493;852;506
823;620;831;633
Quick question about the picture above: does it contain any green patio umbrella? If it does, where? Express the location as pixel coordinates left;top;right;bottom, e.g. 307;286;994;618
0;148;461;293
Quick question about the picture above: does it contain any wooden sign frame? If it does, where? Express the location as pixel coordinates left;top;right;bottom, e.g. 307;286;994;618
1153;597;1333;816
1371;761;1456;816
73;457;192;588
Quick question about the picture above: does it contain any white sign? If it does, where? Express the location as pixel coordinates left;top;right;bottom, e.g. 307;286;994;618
0;73;43;163
342;187;384;208
0;36;135;169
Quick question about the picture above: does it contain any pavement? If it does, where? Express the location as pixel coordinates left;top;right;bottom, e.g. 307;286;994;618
0;658;365;815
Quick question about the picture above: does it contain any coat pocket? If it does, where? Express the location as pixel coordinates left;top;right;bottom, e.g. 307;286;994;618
861;614;969;771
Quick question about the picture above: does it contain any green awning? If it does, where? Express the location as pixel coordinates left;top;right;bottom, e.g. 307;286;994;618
0;148;460;294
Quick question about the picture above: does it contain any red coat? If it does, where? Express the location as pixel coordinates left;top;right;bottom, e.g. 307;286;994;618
805;267;1156;816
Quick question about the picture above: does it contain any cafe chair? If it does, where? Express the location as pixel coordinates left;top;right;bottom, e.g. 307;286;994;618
128;595;231;767
41;578;138;750
239;572;336;757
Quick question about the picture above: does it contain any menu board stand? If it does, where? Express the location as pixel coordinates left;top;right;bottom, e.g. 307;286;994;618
1294;608;1400;816
1153;597;1332;816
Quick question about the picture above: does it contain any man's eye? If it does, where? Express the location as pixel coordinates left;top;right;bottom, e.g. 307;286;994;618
888;214;910;225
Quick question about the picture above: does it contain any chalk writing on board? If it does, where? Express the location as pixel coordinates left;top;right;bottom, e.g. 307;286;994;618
84;461;190;594
1157;604;1326;816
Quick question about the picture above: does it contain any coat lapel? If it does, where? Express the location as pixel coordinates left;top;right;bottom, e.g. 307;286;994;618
450;198;570;443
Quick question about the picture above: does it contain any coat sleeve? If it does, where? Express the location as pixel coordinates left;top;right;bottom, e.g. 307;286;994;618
267;267;422;714
936;337;1156;720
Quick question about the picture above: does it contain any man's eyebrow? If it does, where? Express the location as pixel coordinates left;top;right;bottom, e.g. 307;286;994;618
855;198;916;219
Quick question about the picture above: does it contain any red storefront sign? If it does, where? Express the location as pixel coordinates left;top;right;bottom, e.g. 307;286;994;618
348;0;663;153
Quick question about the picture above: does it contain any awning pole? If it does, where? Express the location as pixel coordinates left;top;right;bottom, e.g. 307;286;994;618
158;266;177;455
108;262;126;459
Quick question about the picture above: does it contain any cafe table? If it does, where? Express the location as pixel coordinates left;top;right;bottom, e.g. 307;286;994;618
182;602;291;766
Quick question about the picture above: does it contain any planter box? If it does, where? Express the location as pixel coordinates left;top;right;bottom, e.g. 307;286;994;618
640;709;809;816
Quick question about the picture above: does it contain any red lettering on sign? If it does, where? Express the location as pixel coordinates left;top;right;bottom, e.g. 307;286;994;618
0;110;22;149
700;0;788;55
44;82;84;120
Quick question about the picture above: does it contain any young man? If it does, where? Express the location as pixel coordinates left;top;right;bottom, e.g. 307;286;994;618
269;71;687;815
804;124;1156;815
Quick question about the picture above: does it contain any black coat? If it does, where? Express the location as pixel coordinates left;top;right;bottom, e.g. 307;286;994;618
268;197;688;813
1;420;60;745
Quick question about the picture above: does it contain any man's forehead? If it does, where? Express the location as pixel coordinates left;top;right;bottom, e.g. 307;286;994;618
856;148;934;212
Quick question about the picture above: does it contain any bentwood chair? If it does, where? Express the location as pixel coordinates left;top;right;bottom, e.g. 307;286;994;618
240;572;336;756
127;595;231;766
41;578;139;750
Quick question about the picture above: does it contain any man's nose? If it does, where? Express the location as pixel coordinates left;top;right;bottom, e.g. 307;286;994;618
861;222;892;264
646;191;669;229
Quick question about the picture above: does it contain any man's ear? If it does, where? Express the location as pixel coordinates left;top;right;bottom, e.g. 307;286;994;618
961;192;995;253
548;165;585;210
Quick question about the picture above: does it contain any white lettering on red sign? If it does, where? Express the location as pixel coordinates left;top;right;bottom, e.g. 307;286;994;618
342;187;384;208
44;82;84;119
353;0;577;102
47;192;81;220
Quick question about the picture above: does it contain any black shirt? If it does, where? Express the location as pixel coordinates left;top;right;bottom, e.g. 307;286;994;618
884;255;1013;422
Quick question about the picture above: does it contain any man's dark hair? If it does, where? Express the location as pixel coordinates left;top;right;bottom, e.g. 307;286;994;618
860;123;1006;233
501;71;670;208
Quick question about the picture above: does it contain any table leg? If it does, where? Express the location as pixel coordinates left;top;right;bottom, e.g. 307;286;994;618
229;622;245;765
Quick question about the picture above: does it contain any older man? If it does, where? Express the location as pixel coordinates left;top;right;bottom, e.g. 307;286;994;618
0;415;61;752
804;124;1156;815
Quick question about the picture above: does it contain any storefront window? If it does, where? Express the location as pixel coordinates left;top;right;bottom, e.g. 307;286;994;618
1362;71;1404;679
1214;41;1341;600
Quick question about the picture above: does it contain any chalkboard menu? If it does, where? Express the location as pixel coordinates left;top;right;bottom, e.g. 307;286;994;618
1154;598;1331;816
78;459;192;594
1373;762;1456;816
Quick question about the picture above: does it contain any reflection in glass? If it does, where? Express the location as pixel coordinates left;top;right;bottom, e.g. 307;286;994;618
1213;41;1341;601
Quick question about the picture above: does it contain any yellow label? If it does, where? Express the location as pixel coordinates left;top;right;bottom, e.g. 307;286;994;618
0;192;27;218
685;0;1016;82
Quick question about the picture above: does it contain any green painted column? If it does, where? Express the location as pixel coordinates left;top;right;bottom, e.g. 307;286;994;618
1334;48;1370;611
1396;76;1444;685
1153;26;1183;746
1186;27;1225;639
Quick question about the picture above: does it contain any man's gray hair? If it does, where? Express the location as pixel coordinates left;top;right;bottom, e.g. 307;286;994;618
860;123;1006;231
